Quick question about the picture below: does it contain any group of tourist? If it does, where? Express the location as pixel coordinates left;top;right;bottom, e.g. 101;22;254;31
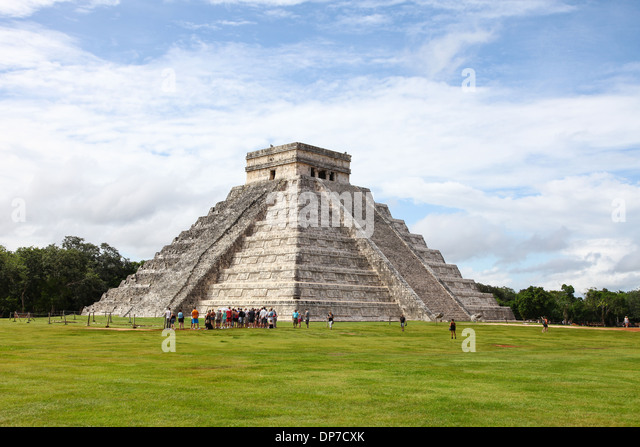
163;306;330;330
203;307;281;329
162;307;484;337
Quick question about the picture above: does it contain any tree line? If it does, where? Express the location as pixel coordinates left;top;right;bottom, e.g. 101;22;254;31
477;283;640;326
1;236;638;326
0;236;142;316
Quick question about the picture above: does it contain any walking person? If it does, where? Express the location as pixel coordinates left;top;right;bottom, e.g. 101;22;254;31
164;307;172;329
449;319;456;339
542;316;548;333
624;315;630;328
400;314;406;332
327;311;334;330
304;309;310;328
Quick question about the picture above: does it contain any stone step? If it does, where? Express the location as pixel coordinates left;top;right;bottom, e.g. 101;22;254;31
412;247;446;263
243;232;359;249
439;277;477;288
207;281;391;301
227;247;371;269
371;210;470;321
217;265;382;286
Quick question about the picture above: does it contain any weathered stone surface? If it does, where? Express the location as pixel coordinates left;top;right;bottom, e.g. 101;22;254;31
83;142;515;322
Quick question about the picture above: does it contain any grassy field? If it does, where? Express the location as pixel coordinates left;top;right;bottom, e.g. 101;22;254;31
0;315;638;427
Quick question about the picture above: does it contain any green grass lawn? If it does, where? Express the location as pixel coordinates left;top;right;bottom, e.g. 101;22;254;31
0;315;638;427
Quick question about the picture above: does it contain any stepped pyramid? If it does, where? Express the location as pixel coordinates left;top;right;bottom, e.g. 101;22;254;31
83;142;515;322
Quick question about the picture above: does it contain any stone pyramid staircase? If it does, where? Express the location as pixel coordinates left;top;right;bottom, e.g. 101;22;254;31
84;173;514;322
197;178;404;321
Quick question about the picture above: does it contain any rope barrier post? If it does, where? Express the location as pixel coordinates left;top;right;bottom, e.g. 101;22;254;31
48;312;51;324
87;313;91;327
64;311;67;325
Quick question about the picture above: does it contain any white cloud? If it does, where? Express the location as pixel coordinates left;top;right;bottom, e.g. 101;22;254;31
409;173;640;292
417;28;495;78
0;0;118;17
0;3;638;295
203;0;311;5
0;0;70;17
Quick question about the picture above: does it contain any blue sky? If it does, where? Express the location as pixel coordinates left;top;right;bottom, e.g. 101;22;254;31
1;0;639;295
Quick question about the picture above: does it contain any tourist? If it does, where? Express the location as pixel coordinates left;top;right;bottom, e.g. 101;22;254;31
542;316;548;333
247;308;255;328
400;314;406;332
205;310;213;330
226;308;233;328
164;307;172;329
260;307;267;328
191;307;200;330
233;308;239;328
449;319;456;339
178;309;184;330
327;311;334;330
215;309;222;329
170;312;176;330
293;309;299;327
304;309;310;328
268;308;275;329
624;315;630;328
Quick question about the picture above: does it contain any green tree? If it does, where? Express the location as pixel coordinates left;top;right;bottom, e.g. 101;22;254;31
626;290;640;323
13;246;47;313
96;242;140;289
550;284;578;323
584;288;628;326
515;286;556;321
0;246;26;315
0;237;143;315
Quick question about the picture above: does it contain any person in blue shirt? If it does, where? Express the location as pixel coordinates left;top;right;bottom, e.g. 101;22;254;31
292;309;300;328
177;310;184;330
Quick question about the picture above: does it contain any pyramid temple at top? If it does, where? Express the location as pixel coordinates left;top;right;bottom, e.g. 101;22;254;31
83;142;515;322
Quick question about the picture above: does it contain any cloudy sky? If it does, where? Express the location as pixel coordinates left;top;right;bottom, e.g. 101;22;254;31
1;0;638;295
